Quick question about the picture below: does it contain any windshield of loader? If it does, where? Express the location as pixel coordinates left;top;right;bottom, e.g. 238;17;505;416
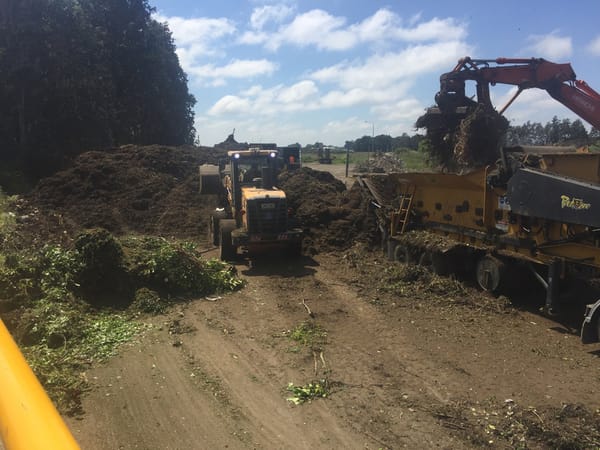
231;151;277;184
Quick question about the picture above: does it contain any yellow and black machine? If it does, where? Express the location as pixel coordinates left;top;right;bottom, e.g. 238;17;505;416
200;148;302;260
361;56;600;343
362;146;600;343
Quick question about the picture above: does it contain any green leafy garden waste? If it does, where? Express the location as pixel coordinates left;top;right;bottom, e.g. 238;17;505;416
0;228;244;414
286;380;329;405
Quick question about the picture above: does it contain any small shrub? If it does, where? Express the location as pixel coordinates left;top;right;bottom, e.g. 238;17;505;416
75;229;129;303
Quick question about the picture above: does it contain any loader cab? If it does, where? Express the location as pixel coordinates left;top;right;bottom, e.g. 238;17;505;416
228;148;278;190
226;149;280;217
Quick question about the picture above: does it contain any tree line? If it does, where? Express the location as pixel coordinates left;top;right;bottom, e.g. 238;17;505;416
0;0;195;181
342;117;599;153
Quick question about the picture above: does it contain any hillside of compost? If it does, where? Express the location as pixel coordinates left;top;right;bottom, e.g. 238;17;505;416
13;147;376;253
278;167;377;253
15;145;224;245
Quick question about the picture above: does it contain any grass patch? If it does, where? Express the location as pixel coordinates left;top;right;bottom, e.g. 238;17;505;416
395;148;429;170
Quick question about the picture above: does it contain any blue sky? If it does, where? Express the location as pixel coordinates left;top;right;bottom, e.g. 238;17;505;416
149;0;600;146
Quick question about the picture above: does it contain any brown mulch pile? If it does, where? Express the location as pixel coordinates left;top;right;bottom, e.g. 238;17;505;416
11;148;378;254
13;145;224;247
354;153;404;173
278;167;378;253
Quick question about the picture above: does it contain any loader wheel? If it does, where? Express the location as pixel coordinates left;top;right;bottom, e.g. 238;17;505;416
286;240;303;257
208;216;218;247
475;255;505;292
209;210;227;247
219;220;237;261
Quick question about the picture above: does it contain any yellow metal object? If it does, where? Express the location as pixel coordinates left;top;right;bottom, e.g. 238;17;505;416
0;318;80;450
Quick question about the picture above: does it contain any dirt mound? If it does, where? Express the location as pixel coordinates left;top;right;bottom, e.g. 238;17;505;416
18;145;225;243
278;167;377;253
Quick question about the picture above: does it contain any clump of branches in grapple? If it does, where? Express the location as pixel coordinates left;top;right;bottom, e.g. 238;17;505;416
416;104;509;170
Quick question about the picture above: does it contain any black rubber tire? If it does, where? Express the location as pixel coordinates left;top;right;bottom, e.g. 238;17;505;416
475;255;505;292
208;216;218;247
209;210;228;247
286;240;303;257
394;244;410;264
219;219;237;261
418;250;448;275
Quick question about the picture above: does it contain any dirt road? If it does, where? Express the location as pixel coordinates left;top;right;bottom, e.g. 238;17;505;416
304;162;356;187
66;248;600;449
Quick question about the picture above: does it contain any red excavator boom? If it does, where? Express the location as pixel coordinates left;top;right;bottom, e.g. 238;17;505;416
435;57;600;129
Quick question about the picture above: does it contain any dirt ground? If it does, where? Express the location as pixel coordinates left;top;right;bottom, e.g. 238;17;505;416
6;148;600;449
65;248;600;450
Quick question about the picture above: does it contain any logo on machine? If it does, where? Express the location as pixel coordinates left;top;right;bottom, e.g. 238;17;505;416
560;195;591;210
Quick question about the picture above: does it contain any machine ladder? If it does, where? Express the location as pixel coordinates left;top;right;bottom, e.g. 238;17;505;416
391;184;416;236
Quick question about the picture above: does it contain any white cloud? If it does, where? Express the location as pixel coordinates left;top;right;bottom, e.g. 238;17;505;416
587;35;600;56
195;59;277;79
250;4;294;30
205;37;472;135
524;32;572;60
154;13;242;83
155;13;280;86
277;80;319;103
154;14;235;48
268;9;355;51
491;87;583;128
392;17;467;41
371;98;425;123
242;8;468;52
208;95;252;115
310;41;473;90
349;8;398;43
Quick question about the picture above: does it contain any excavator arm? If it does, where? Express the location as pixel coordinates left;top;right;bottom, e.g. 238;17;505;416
435;57;600;129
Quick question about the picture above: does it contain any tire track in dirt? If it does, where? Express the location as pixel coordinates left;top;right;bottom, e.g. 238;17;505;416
67;253;469;449
66;250;600;449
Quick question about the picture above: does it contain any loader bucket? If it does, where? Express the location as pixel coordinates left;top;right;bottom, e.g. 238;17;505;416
199;164;222;194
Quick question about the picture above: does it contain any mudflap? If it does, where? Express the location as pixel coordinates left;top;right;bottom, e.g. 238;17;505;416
581;299;600;344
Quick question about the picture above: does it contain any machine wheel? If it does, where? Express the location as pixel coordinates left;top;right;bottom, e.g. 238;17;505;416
418;250;448;275
475;255;505;292
286;240;303;257
209;210;227;247
208;216;218;247
393;244;411;264
219;219;237;261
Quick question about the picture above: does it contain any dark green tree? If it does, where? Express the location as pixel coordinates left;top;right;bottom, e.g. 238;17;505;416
0;0;196;181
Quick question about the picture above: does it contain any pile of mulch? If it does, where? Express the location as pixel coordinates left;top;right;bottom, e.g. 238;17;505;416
416;104;508;170
15;145;225;246
354;153;404;173
12;148;379;255
278;167;378;253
